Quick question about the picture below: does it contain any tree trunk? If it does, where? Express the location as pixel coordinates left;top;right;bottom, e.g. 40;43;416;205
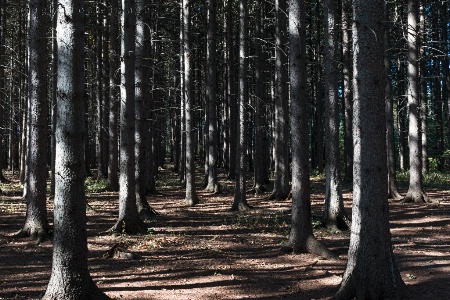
385;3;402;200
342;0;353;183
227;0;237;180
0;2;6;182
108;0;119;191
110;0;147;234
232;0;250;211
269;0;290;201
205;0;220;194
322;0;350;230
50;0;58;195
17;0;51;241
403;0;429;204
42;0;109;297
252;0;269;194
284;0;336;259
333;1;406;298
183;0;198;206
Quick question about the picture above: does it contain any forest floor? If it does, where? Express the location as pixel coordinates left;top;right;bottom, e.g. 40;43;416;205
0;166;450;300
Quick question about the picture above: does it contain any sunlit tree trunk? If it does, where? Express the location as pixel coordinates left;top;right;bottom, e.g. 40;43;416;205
110;0;147;233
403;0;429;204
183;0;198;206
232;0;250;211
322;0;350;230
42;0;109;297
284;0;336;259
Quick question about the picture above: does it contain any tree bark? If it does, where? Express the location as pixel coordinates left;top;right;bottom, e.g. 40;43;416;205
42;0;109;297
232;0;251;211
0;2;6;182
322;0;350;230
385;3;402;200
402;0;430;204
17;0;51;242
284;0;336;259
110;0;147;234
183;0;199;206
205;0;220;194
268;0;290;201
333;1;406;298
108;0;120;191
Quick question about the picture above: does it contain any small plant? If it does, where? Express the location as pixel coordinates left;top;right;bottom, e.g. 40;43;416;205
85;177;108;193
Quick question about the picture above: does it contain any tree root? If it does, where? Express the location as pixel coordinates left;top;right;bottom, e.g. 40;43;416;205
401;190;438;204
14;227;52;244
107;218;149;235
103;243;140;260
281;235;339;260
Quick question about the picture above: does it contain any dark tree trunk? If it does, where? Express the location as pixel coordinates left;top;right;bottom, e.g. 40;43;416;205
17;0;51;241
110;0;147;234
108;0;119;191
322;0;350;230
342;0;353;183
227;0;237;180
232;0;251;211
269;0;290;201
333;1;406;298
252;0;269;194
385;3;402;200
0;2;6;182
42;0;109;297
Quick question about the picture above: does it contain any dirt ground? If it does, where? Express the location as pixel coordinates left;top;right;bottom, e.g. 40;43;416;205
0;168;449;300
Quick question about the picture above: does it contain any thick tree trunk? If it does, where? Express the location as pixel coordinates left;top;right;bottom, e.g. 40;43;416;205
42;0;109;298
333;1;405;298
285;0;336;259
232;0;251;211
322;0;350;230
17;0;51;242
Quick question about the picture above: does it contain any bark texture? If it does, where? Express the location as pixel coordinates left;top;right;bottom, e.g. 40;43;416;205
284;0;337;260
42;0;109;297
18;0;51;242
333;1;405;298
232;0;251;211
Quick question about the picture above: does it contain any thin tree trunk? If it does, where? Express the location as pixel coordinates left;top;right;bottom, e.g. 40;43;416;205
385;3;402;200
108;0;120;191
183;0;198;206
268;0;290;201
403;0;430;204
322;0;350;230
232;0;251;211
205;0;220;194
0;2;6;182
227;0;237;180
